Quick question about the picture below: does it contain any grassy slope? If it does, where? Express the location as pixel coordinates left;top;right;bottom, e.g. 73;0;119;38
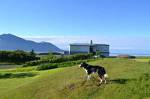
0;58;150;99
0;64;20;69
134;59;150;62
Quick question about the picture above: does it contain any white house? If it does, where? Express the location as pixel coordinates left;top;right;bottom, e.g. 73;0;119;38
69;40;109;57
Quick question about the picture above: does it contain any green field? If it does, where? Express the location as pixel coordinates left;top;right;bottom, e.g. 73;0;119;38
0;63;21;69
0;58;150;99
135;58;150;62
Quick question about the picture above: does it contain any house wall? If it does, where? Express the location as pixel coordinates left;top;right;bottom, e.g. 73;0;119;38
93;45;109;57
94;45;109;52
69;44;109;57
69;45;90;54
100;52;109;57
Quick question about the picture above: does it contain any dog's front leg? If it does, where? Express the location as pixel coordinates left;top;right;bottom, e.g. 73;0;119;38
87;75;91;80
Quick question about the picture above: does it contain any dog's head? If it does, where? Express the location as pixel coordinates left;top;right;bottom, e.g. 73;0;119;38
79;62;88;68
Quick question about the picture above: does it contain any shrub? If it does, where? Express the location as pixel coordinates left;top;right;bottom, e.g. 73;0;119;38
67;53;93;61
36;64;58;70
43;52;57;60
23;53;93;67
0;50;39;64
36;60;91;71
148;60;150;64
23;60;48;67
0;72;36;78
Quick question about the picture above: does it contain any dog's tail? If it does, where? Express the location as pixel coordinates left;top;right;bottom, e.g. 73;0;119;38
104;74;108;78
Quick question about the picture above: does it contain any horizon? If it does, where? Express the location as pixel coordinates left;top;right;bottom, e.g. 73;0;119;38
0;0;150;54
1;33;150;56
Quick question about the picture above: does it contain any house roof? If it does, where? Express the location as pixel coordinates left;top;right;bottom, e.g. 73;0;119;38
70;43;109;46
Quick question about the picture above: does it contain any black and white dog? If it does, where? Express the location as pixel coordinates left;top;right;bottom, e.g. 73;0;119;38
79;62;108;84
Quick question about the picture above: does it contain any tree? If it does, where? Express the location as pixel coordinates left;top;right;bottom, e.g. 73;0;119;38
96;50;101;56
0;50;39;64
96;50;105;59
30;49;36;57
47;52;56;59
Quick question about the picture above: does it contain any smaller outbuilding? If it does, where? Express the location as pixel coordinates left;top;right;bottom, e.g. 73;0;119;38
117;54;136;58
69;40;109;57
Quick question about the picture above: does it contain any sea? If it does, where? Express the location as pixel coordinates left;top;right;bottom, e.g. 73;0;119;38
110;49;150;56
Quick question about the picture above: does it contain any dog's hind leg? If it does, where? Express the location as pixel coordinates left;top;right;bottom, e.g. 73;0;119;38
98;76;103;84
101;76;108;84
104;78;107;84
100;78;103;84
104;74;108;84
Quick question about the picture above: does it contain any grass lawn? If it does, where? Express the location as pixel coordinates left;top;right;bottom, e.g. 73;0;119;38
134;58;150;62
135;56;150;62
0;58;150;99
0;63;21;69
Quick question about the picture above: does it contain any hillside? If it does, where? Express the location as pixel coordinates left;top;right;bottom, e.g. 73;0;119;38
0;34;63;53
0;58;150;99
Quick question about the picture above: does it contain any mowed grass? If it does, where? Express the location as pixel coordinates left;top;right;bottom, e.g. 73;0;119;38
0;64;21;69
0;58;150;99
135;58;150;62
135;57;150;62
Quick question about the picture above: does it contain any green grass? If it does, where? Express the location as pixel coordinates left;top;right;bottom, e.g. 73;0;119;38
0;58;150;99
135;56;150;62
134;58;150;62
0;64;21;69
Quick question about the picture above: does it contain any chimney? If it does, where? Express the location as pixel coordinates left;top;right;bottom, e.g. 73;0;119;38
90;40;93;45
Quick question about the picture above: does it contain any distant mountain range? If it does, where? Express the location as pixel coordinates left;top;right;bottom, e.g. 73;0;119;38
0;34;63;53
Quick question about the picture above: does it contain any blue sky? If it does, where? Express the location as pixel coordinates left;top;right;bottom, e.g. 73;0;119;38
0;0;150;51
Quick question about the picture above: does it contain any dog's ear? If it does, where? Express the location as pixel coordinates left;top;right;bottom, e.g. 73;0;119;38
82;62;88;66
82;62;86;64
79;62;86;67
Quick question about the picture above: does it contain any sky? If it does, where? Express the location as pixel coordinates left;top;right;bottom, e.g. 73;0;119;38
0;0;150;52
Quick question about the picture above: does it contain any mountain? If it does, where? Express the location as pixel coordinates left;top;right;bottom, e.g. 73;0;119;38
0;34;63;53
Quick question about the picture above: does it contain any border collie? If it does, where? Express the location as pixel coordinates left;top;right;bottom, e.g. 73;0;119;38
79;62;108;84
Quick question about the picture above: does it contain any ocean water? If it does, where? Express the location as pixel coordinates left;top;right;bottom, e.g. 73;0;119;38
110;49;150;56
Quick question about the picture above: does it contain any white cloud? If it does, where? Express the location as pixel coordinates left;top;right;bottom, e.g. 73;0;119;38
22;35;150;50
23;35;108;50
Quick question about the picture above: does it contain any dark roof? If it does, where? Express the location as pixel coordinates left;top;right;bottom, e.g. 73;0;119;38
70;43;109;46
70;43;90;46
94;44;109;46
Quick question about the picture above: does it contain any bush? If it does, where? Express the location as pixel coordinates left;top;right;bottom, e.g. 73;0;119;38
36;64;58;70
67;53;93;61
36;60;91;71
23;53;93;67
0;50;39;64
0;72;36;78
23;60;48;67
